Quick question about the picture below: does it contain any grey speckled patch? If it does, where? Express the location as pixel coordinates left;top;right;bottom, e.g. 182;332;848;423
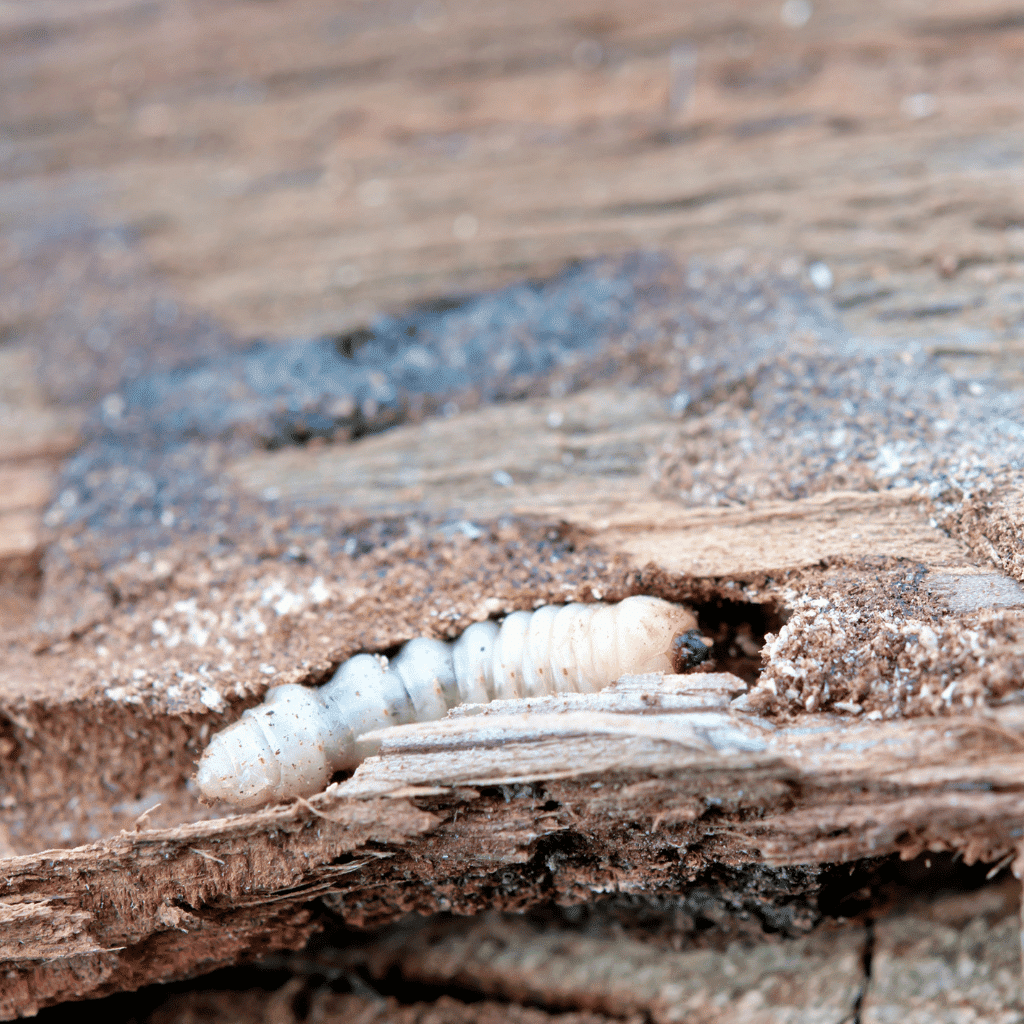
924;571;1024;613
42;251;834;542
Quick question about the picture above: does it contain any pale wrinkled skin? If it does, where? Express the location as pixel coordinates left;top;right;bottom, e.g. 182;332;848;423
196;596;699;809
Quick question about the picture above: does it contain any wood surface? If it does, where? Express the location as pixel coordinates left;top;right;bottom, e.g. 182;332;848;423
4;0;1024;1019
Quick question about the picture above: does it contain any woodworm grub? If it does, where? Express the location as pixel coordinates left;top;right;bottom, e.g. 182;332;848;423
196;596;707;808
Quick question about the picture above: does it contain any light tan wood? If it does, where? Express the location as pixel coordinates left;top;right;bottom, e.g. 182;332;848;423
0;511;40;560
4;0;1024;346
0;466;54;515
352;914;869;1024
0;349;78;584
229;386;973;576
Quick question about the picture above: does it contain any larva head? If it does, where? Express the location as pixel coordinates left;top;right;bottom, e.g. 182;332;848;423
671;629;712;672
614;596;704;676
196;684;332;810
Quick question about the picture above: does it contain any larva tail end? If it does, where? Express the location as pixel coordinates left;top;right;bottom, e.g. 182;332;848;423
195;736;245;807
671;629;711;672
195;718;281;810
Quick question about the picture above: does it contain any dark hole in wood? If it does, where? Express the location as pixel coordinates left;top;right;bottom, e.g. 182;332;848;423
689;595;787;685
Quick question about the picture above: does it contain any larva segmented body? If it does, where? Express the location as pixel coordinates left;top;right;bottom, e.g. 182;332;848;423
196;596;706;809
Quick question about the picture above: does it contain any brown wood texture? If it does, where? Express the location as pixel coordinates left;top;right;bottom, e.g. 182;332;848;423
4;0;1024;1018
102;877;1024;1024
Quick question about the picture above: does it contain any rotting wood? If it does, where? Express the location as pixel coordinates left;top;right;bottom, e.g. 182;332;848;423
151;989;629;1024
183;879;1024;1024
0;349;78;607
4;284;1024;1017
4;0;1024;1017
4;277;1024;1011
858;879;1024;1023
227;390;975;576
3;674;1024;1014
0;797;437;1018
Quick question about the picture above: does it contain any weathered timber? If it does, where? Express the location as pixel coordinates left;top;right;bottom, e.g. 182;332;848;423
349;913;869;1023
101;877;1024;1023
4;0;1024;1018
3;674;1024;1015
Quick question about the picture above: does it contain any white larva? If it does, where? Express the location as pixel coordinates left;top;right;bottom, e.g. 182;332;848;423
196;595;707;809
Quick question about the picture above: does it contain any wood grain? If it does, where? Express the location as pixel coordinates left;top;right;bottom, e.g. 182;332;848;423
4;0;1024;1016
228;385;973;577
4;0;1024;343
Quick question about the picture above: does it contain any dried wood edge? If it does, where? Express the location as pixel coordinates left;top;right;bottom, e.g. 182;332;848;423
0;796;440;1018
2;671;1024;1016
